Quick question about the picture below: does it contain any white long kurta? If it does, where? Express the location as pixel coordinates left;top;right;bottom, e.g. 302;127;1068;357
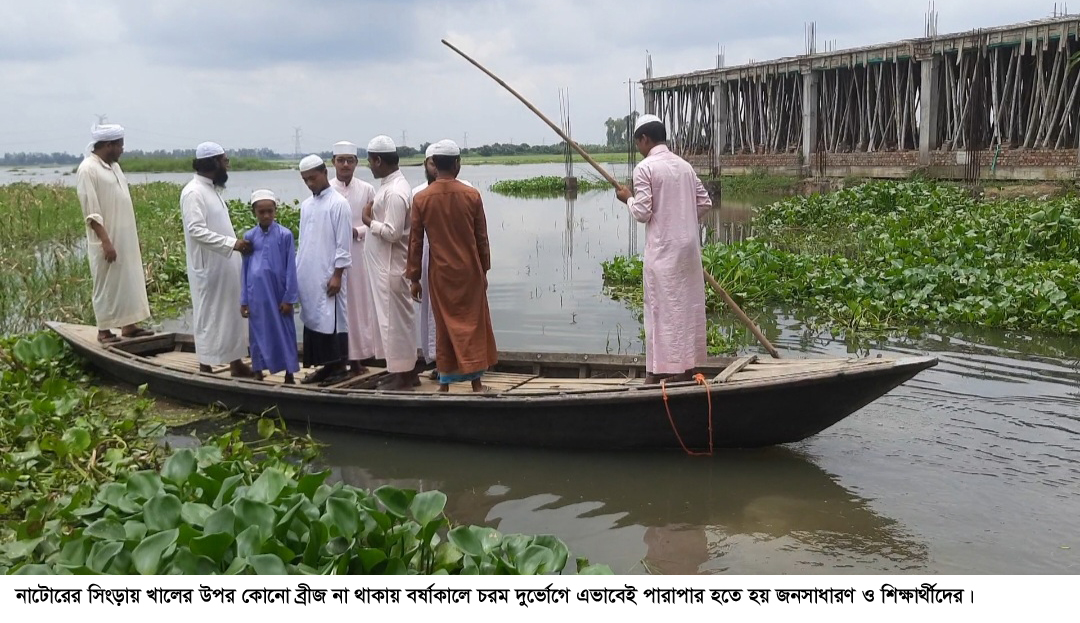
364;170;416;373
75;155;151;329
625;145;712;374
330;177;376;360
410;178;473;364
297;186;352;335
180;175;248;365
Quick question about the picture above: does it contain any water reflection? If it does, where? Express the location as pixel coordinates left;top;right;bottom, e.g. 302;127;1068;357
313;434;927;574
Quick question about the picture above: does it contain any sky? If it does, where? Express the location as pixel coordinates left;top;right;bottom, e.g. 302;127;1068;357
0;0;1063;155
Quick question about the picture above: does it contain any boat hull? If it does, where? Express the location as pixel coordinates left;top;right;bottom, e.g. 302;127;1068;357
49;322;936;451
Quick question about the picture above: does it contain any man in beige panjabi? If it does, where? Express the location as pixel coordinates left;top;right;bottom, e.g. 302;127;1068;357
75;123;153;344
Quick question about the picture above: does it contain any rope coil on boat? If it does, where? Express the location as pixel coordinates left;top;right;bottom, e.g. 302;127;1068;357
661;373;714;457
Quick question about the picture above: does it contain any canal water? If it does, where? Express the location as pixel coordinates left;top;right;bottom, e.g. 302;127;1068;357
5;163;1078;574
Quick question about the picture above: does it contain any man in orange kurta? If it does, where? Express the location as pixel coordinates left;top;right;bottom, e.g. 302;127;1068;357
406;139;497;393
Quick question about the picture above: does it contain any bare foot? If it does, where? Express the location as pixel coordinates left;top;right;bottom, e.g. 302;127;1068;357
643;373;672;385
252;371;265;381
437;384;450;393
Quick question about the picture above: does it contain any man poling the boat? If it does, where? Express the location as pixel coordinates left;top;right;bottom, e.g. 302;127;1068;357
439;39;782;379
614;114;711;384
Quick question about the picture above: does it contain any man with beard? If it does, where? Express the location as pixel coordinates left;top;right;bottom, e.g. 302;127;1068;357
75;122;154;344
179;142;253;377
362;135;418;390
296;154;352;385
329;141;377;377
411;143;474;377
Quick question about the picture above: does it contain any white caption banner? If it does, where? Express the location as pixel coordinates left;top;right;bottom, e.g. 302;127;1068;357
1;575;1066;623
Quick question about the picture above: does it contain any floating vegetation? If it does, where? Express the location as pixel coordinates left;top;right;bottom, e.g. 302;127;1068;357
490;175;612;197
0;332;611;575
603;181;1080;339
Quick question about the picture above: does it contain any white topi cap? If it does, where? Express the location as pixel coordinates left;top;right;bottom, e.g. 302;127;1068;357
299;154;324;172
250;189;278;205
195;141;225;159
366;135;396;153
430;139;461;157
633;114;664;133
333;141;357;156
424;143;437;159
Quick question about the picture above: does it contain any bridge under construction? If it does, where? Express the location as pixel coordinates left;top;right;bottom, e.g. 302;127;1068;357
640;14;1080;180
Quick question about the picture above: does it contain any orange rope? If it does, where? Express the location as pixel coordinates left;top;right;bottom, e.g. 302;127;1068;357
660;373;714;457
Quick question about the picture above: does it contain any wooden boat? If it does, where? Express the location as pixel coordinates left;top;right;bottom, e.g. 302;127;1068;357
47;321;937;451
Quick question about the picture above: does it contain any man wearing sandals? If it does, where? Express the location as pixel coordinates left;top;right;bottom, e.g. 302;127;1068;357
75;123;154;344
180;142;254;378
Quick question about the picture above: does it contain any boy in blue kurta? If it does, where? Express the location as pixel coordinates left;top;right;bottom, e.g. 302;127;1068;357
240;189;300;384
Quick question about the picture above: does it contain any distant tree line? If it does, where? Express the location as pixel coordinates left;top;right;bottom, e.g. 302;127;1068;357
3;133;633;166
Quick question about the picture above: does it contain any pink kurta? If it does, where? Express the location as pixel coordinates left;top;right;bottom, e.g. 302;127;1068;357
330;176;377;361
626;144;712;374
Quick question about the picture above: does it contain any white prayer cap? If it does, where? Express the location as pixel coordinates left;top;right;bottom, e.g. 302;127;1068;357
430;139;460;157
298;154;325;172
366;135;396;153
195;142;225;159
91;123;124;142
633;114;664;133
424;143;437;159
333;141;357;156
250;189;278;205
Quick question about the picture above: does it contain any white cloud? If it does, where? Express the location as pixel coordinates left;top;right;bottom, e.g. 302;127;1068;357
0;0;1056;154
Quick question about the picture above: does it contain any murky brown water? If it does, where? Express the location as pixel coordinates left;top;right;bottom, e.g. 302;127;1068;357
11;163;1079;574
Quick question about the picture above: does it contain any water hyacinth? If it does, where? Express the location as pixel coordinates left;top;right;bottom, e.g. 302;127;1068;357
603;181;1080;338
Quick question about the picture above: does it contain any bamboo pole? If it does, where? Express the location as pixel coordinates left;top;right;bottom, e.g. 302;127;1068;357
441;38;781;360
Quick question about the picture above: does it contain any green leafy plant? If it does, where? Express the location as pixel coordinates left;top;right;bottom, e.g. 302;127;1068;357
4;447;612;576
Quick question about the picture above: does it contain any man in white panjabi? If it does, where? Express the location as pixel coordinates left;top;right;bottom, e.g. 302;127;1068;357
410;143;474;379
179;142;253;377
329;141;377;377
362;135;419;390
615;114;711;384
296;154;352;385
74;123;153;344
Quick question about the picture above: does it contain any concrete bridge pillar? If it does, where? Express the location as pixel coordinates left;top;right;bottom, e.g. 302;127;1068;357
919;56;942;165
801;70;820;174
713;81;730;175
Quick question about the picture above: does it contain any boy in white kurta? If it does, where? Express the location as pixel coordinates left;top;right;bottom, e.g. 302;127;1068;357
615;115;711;384
296;155;352;385
179;142;252;377
75;123;153;344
